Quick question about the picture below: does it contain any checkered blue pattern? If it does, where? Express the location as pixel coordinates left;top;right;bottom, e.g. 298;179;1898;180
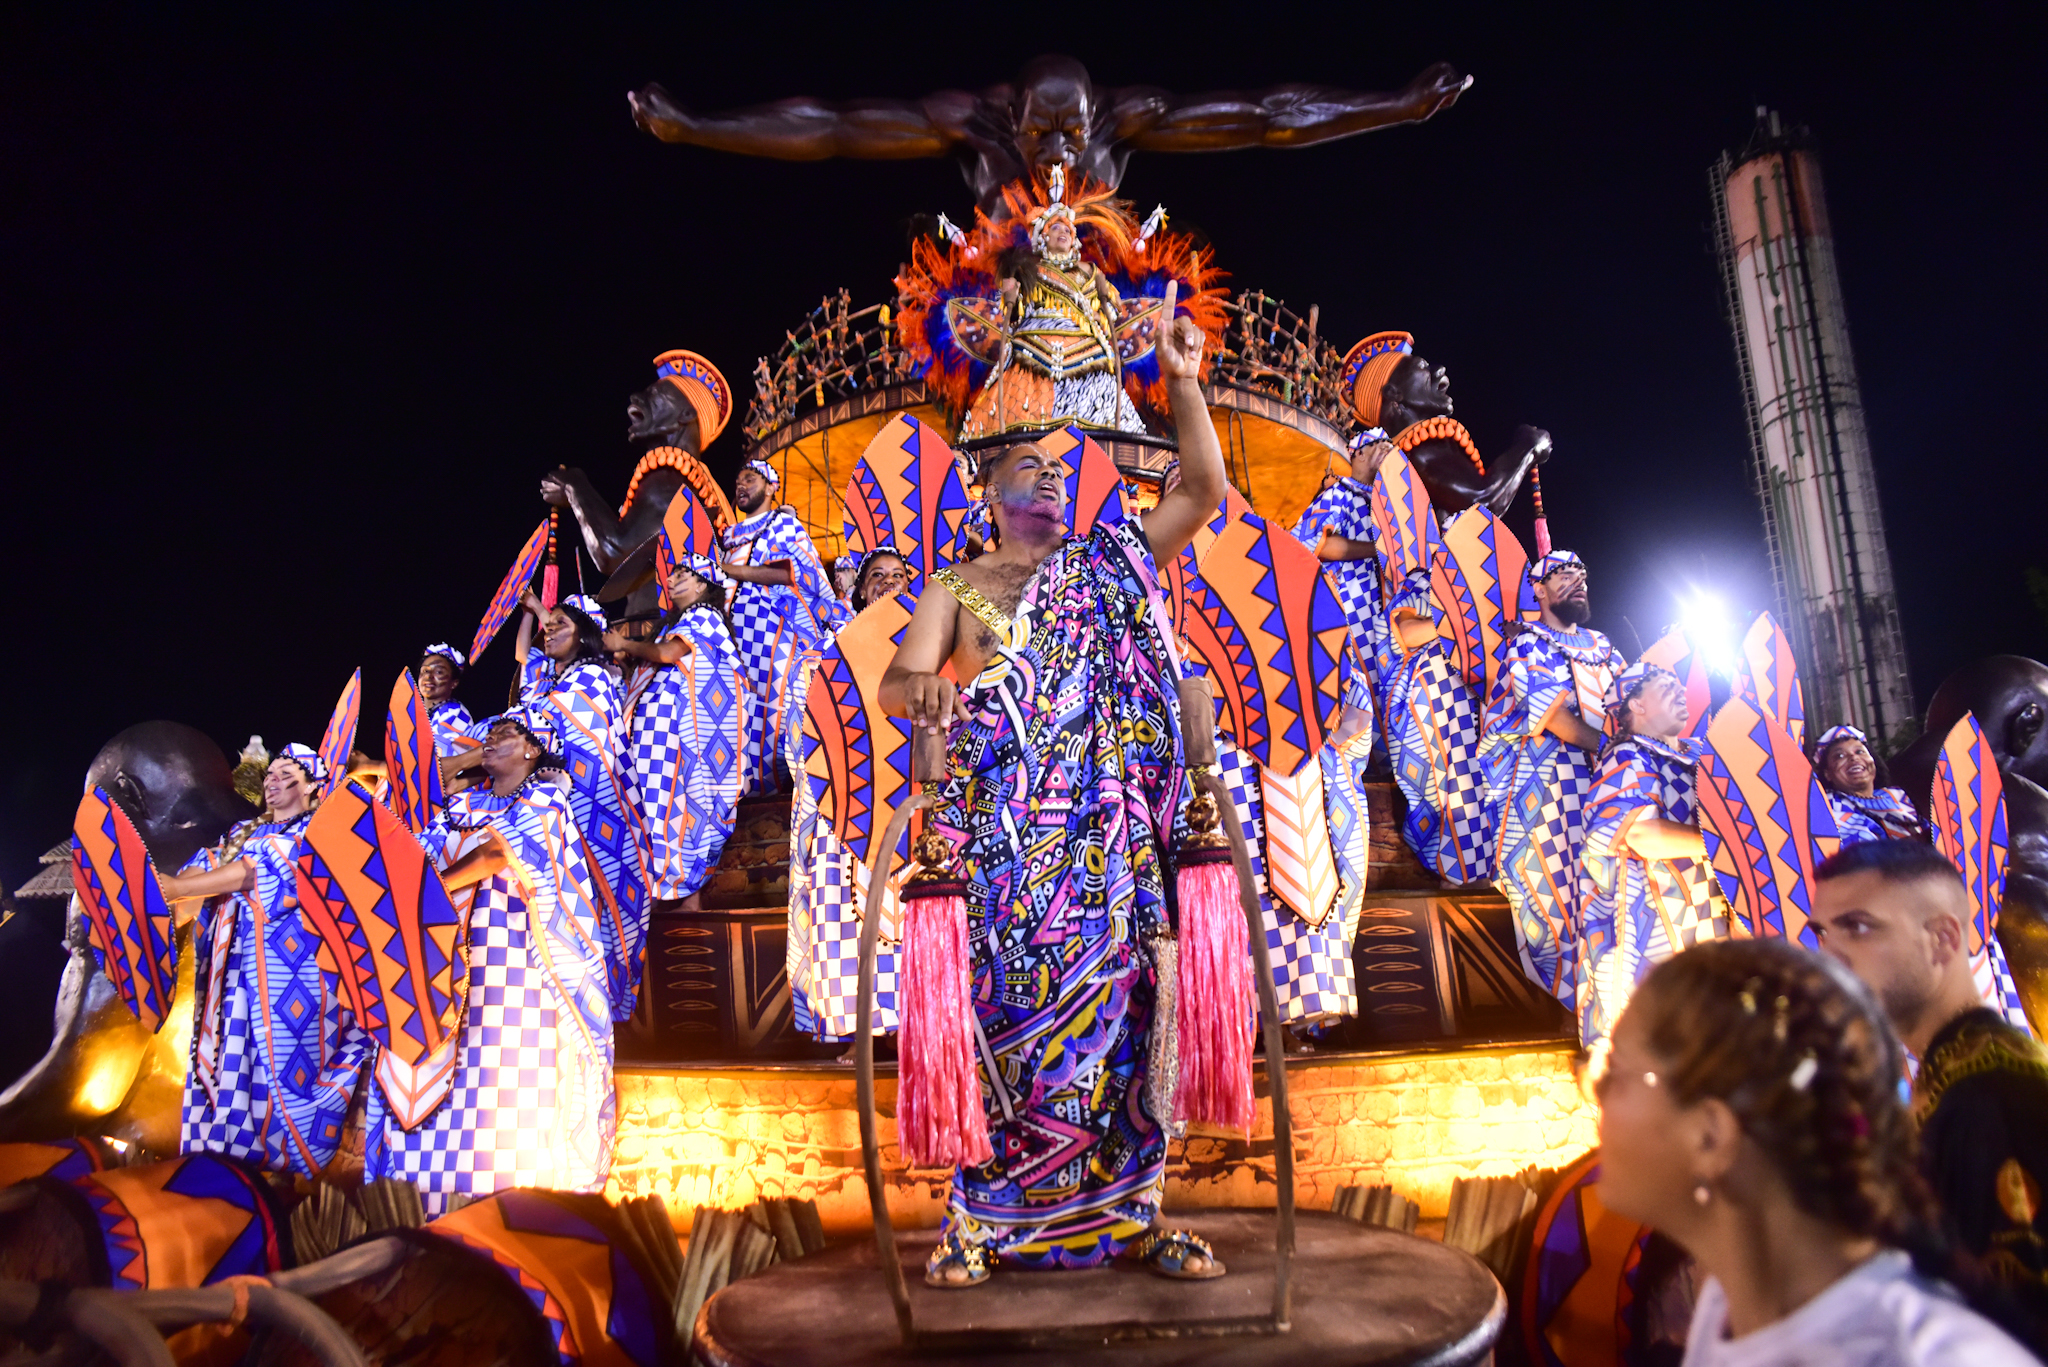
364;872;615;1216
1209;738;1357;1023
802;824;902;1039
723;508;832;797
1492;745;1594;1003
627;607;743;901
1390;646;1496;885
1979;934;2032;1030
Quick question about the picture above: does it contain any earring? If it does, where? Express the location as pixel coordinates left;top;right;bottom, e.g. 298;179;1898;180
1693;1184;1712;1207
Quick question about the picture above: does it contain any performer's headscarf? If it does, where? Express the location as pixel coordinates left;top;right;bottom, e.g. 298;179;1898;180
423;643;467;672
1601;660;1676;724
1350;426;1391;451
742;459;780;490
1815;724;1867;751
1528;549;1586;584
276;742;328;786
559;594;608;633
491;707;565;771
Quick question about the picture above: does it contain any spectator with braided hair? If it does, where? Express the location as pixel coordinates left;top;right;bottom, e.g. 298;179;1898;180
1815;839;2048;1331
1595;937;2036;1364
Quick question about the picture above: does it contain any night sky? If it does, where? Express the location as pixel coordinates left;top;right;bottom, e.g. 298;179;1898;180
3;4;2041;889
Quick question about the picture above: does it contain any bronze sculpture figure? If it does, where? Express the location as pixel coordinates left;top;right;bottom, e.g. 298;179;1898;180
630;54;1471;217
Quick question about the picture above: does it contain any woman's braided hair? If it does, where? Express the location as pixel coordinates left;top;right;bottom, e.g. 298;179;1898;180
1631;938;1931;1242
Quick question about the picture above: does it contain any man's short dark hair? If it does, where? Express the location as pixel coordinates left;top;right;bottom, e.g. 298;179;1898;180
977;441;1044;485
1815;838;1964;889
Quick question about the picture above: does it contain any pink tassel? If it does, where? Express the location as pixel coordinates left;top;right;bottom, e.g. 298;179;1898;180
1174;848;1255;1131
898;880;993;1168
540;563;559;610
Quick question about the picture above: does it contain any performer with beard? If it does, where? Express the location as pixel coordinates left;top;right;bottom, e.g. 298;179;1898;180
880;290;1227;1283
719;459;851;794
1577;662;1731;1046
1479;550;1625;1003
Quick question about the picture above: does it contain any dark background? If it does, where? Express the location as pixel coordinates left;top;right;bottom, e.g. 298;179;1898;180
3;3;2042;891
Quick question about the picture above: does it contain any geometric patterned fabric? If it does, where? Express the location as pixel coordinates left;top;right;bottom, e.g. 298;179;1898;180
627;604;744;902
1381;567;1496;886
471;519;551;663
423;1189;661;1367
722;504;848;798
1479;623;1626;1004
178;811;368;1177
521;651;651;1021
364;779;614;1215
1930;714;2031;1030
69;787;179;1033
1576;734;1729;1046
60;1152;286;1291
1695;697;1841;953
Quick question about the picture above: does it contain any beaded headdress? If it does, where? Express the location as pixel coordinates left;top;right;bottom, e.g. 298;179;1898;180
1602;659;1676;720
422;643;466;671
276;742;328;785
652;349;732;447
1528;549;1586;585
491;706;561;761
560;594;608;633
1028;164;1077;253
1339;331;1414;427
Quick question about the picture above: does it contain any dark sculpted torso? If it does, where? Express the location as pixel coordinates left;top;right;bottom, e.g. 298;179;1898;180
632;55;1470;217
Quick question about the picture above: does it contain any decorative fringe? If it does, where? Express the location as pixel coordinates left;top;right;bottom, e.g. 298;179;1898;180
1173;845;1255;1132
897;873;991;1168
1530;465;1552;557
541;509;560;610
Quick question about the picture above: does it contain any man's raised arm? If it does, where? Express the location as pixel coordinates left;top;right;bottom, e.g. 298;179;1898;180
880;585;969;733
1111;64;1469;152
1141;282;1226;563
629;85;976;161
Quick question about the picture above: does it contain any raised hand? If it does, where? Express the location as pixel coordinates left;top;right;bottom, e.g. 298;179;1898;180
1154;280;1205;383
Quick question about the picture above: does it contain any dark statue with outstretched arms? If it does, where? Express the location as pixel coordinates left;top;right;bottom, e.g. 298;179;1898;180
630;54;1471;216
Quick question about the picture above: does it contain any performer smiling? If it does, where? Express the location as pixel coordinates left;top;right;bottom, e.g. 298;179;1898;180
880;284;1227;1285
1480;550;1626;1004
720;459;852;795
158;744;368;1177
1576;663;1730;1047
418;643;482;761
1814;724;1927;845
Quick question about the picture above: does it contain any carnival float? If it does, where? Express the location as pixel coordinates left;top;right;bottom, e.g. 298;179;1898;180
2;53;2042;1367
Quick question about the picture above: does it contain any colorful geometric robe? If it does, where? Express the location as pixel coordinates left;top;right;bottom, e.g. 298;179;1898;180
1381;566;1496;884
626;604;744;902
364;779;614;1214
720;505;849;796
521;652;650;1020
1479;623;1626;1004
783;648;902;1042
179;813;368;1177
429;699;482;758
1293;476;1395;716
1576;734;1731;1046
931;519;1183;1267
1830;785;1926;845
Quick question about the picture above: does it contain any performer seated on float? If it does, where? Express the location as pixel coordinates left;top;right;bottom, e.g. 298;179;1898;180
419;642;483;763
1479;550;1625;1007
444;589;651;1020
605;555;743;914
157;744;368;1176
787;548;911;1043
365;709;616;1212
719;459;851;795
880;292;1227;1286
1576;662;1731;1048
1814;724;1926;845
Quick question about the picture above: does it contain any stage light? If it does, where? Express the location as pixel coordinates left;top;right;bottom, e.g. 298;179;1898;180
1677;591;1739;677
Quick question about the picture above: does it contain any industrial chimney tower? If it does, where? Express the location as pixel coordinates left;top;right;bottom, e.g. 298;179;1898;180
1710;109;1913;748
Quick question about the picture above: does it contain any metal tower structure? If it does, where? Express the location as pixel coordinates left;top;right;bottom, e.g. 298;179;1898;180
1710;109;1913;748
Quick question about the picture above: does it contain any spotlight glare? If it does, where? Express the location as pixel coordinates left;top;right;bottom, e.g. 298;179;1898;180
1677;591;1738;677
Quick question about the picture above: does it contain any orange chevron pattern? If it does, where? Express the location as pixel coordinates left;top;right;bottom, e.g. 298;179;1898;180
1260;760;1340;928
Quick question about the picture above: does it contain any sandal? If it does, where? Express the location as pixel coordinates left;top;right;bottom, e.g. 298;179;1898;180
1130;1227;1227;1280
923;1230;992;1289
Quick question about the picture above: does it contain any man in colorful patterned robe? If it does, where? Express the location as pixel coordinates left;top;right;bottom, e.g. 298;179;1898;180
156;744;368;1176
1576;662;1729;1045
719;459;852;794
1479;550;1625;1004
881;296;1226;1283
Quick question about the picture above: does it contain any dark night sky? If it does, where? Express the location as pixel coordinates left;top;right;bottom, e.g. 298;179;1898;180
2;4;2042;888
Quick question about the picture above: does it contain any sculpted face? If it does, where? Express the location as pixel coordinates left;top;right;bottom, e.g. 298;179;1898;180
626;378;702;447
83;721;249;872
1926;656;2048;789
1379;352;1454;428
1013;57;1094;172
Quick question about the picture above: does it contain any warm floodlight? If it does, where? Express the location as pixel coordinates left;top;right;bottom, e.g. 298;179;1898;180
1677;591;1739;677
